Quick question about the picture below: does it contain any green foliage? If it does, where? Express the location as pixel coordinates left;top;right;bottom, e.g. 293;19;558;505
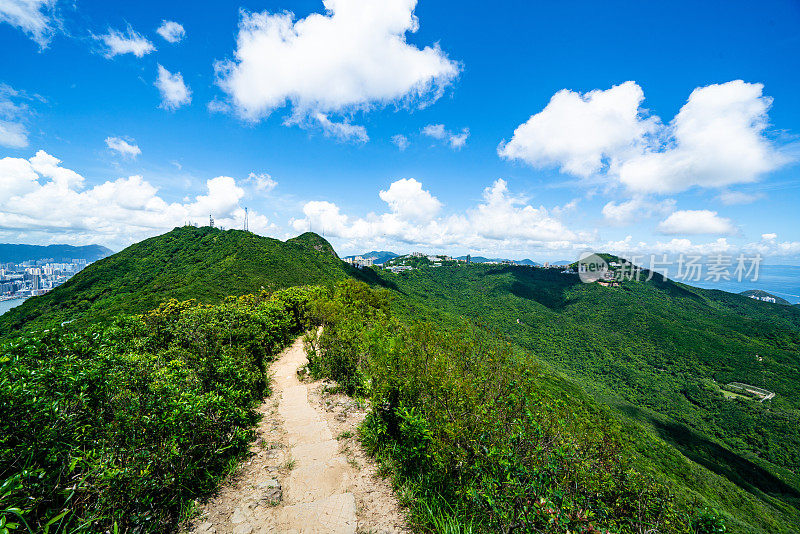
374;264;800;532
0;227;354;336
0;286;320;533
307;280;714;533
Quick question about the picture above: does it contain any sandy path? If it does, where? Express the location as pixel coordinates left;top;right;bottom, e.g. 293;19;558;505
185;336;408;534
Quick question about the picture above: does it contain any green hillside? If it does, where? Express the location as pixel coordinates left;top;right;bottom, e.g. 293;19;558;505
375;263;800;532
4;231;800;532
0;227;355;336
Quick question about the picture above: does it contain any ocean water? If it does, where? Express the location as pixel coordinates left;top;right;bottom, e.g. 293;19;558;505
0;298;27;316
673;264;800;304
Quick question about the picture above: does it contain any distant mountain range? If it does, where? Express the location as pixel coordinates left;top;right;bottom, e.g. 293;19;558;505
0;243;113;264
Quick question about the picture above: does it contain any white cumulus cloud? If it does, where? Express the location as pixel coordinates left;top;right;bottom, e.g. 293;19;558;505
96;25;156;58
656;209;736;236
0;0;57;47
0;151;273;248
501;80;790;194
105;136;141;158
378;178;441;221
215;0;460;129
290;177;591;253
156;65;191;110
156;20;185;43
618;81;787;193
499;81;657;177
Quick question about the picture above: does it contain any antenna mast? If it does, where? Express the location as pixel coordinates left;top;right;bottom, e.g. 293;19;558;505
209;215;214;228
244;207;249;232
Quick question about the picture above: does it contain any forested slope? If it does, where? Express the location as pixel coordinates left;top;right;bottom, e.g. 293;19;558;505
376;263;800;532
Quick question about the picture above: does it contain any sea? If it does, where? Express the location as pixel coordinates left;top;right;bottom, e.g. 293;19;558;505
671;264;800;305
0;298;28;316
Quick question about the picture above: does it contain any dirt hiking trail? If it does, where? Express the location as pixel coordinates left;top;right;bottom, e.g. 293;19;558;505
185;336;408;534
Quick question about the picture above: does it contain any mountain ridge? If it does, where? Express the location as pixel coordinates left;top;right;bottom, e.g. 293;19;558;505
0;227;354;335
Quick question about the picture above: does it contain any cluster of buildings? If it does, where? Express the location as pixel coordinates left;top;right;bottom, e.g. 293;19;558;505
748;294;777;303
0;259;89;301
348;251;578;274
346;255;374;269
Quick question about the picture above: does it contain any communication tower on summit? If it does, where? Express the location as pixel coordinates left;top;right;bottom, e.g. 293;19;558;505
244;207;249;232
209;215;214;228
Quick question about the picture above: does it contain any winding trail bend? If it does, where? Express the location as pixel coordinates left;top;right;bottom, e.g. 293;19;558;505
186;336;407;534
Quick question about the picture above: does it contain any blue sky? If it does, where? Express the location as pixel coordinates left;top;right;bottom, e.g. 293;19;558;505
1;0;799;263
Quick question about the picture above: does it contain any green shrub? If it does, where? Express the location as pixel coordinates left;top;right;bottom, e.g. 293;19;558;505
0;286;320;533
309;280;716;533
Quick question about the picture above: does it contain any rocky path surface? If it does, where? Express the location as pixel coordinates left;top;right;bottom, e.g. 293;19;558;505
185;337;408;534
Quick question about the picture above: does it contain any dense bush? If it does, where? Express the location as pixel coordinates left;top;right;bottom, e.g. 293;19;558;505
0;286;321;533
305;280;716;533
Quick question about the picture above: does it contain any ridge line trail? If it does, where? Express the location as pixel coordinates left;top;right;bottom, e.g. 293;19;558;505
186;336;408;534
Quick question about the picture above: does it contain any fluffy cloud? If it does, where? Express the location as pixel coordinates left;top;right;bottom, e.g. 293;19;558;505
156;65;191;110
290;177;590;253
215;0;460;128
656;210;736;235
0;0;57;47
156;20;185;43
619;81;786;193
96;25;156;58
745;233;800;257
501;81;789;193
105;136;141;158
499;81;656;176
0;151;272;247
422;123;469;149
391;134;409;151
378;178;440;221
